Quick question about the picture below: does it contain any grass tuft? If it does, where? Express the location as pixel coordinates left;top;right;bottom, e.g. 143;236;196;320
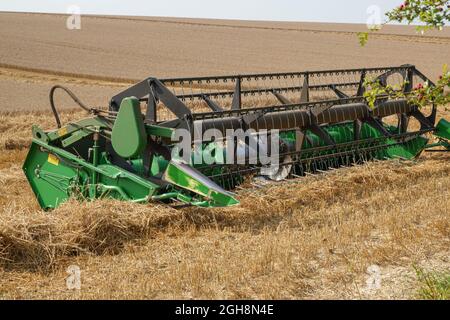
415;266;450;300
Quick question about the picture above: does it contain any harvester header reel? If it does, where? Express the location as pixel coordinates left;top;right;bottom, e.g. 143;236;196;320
23;65;449;210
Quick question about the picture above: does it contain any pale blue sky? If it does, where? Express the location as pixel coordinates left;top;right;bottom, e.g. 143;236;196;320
0;0;408;23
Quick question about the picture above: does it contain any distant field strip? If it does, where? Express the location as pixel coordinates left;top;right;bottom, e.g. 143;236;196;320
0;63;135;86
22;13;450;45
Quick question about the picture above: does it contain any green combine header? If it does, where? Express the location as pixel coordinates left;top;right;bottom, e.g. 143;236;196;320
23;65;449;210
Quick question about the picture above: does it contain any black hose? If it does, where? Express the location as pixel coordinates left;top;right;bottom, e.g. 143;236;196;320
49;85;92;128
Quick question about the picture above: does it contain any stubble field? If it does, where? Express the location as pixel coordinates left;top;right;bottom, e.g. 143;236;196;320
0;12;448;299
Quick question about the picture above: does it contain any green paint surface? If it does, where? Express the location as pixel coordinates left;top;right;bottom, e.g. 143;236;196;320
111;97;147;158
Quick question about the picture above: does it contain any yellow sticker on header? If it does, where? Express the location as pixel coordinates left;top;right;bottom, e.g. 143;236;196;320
58;127;68;137
47;153;59;166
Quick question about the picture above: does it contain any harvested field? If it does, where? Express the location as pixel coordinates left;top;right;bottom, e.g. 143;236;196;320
1;12;449;79
0;12;448;299
0;12;449;111
0;106;448;299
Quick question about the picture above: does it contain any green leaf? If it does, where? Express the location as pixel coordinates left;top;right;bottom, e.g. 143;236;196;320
357;32;369;47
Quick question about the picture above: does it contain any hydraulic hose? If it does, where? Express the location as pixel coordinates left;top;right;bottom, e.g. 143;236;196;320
49;85;92;128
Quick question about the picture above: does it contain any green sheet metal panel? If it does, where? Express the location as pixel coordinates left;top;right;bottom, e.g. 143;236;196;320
23;142;82;209
163;160;239;207
435;118;450;141
111;97;147;158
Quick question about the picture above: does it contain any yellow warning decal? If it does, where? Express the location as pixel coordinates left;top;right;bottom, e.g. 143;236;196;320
47;153;59;166
58;127;68;137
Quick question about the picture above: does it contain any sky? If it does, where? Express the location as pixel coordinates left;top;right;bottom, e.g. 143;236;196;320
0;0;407;24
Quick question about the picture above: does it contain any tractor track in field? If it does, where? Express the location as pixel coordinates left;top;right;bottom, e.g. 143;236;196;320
93;15;450;45
0;64;228;92
0;63;135;87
